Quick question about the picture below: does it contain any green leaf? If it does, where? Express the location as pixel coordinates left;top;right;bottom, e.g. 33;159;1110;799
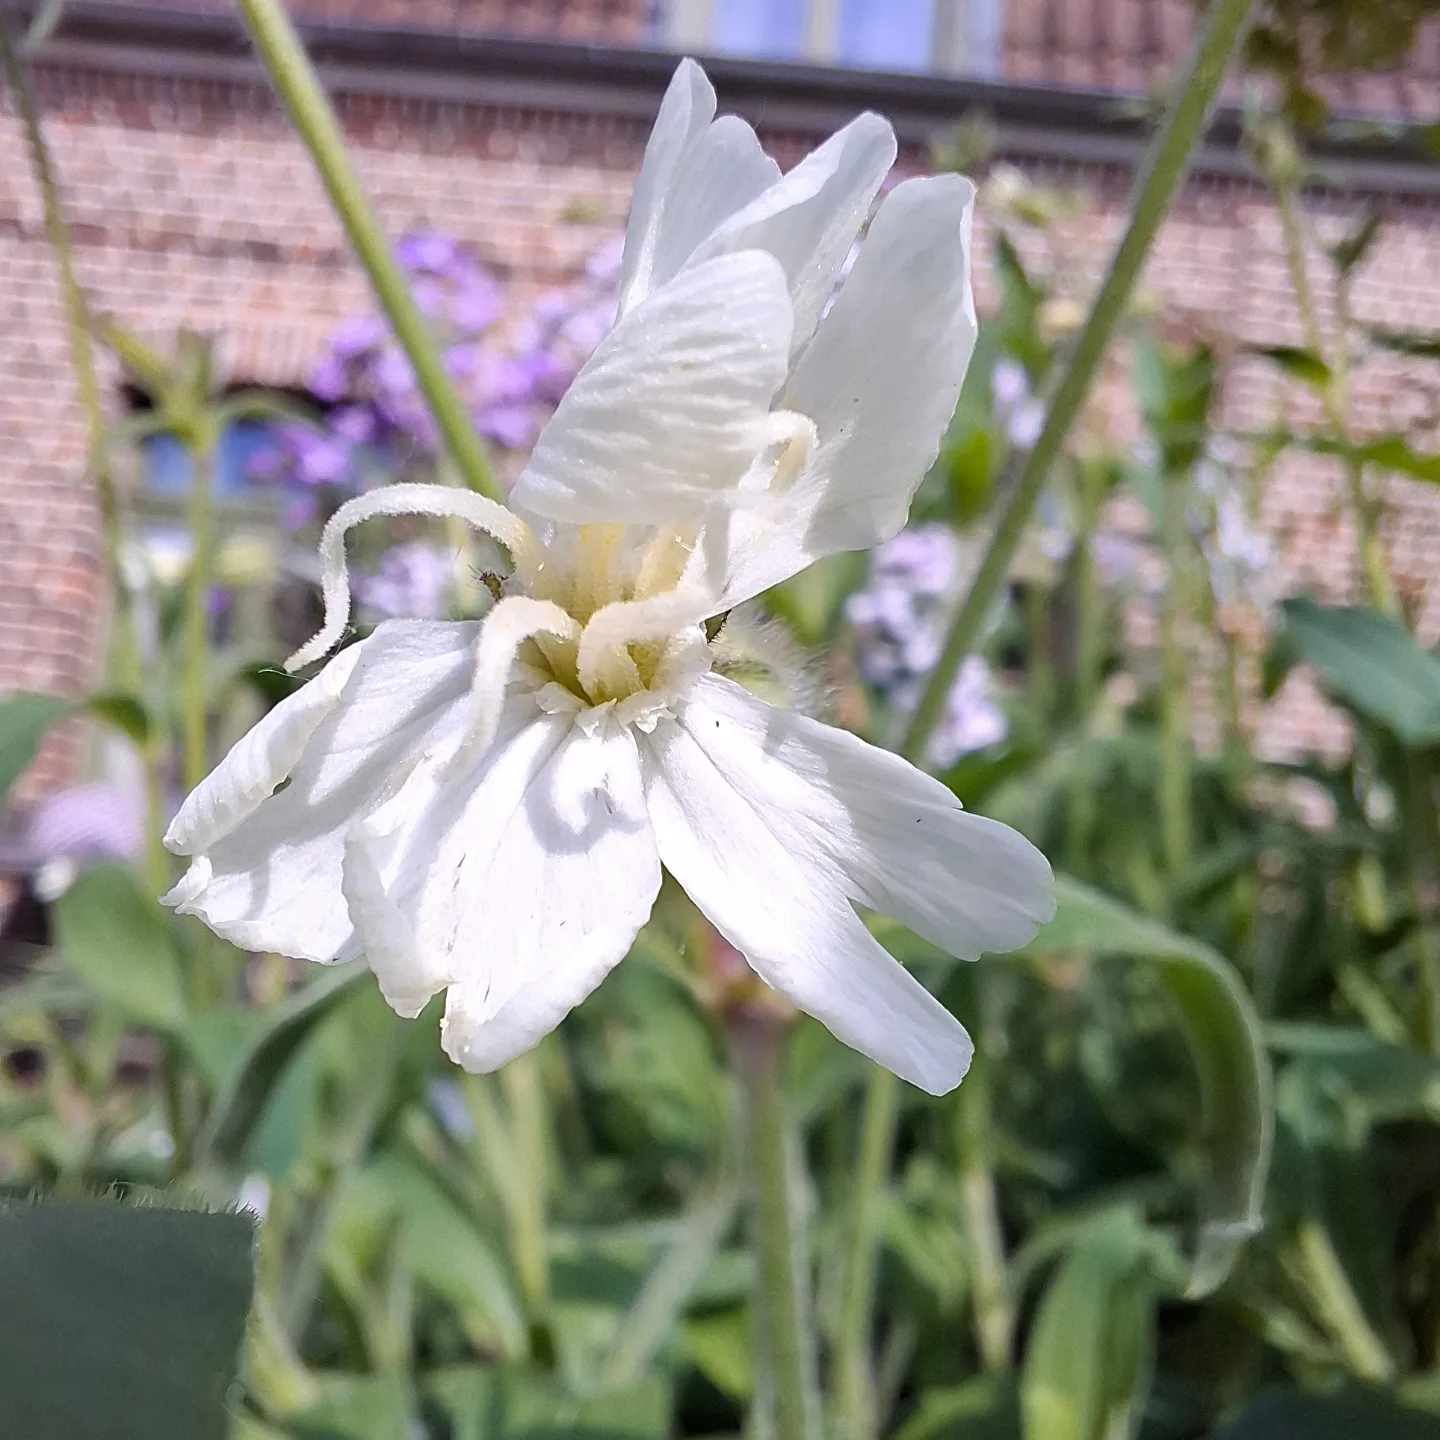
1020;1207;1159;1440
342;1151;527;1360
681;1308;752;1403
1370;327;1440;361
1026;876;1273;1295
0;1199;254;1440
84;692;151;745
1210;1388;1440;1440
194;961;368;1165
423;1366;671;1440
51;862;187;1032
1250;345;1332;390
290;1374;413;1440
0;691;73;797
1329;208;1382;278
894;1376;1019;1440
600;1182;738;1388
1266;1025;1440;1126
1279;597;1440;746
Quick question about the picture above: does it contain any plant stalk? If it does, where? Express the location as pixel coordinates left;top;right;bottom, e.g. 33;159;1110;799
501;1049;552;1321
732;1012;819;1440
833;0;1256;1413
901;0;1256;762
1274;184;1397;616
1158;471;1193;885
234;0;502;502
956;1060;1012;1371
181;428;217;794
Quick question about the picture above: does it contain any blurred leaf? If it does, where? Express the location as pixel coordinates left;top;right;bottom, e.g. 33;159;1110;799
1020;1206;1159;1440
1210;1388;1440;1440
342;1150;527;1360
681;1308;752;1403
290;1374;412;1440
1267;1025;1440;1126
1027;876;1272;1294
1275;430;1440;486
766;551;867;647
1370;327;1440;361
195;961;367;1165
1250;345;1332;390
424;1366;670;1440
1279;598;1440;746
1137;338;1217;474
600;1182;738;1388
51;862;186;1032
0;1199;253;1440
96;316;174;396
84;692;150;745
0;691;73;797
894;1376;1019;1440
1329;208;1382;277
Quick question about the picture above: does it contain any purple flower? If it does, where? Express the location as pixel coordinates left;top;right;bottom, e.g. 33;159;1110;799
355;540;453;621
26;783;143;863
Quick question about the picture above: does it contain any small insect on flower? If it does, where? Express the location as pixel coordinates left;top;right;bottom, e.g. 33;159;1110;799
163;60;1054;1095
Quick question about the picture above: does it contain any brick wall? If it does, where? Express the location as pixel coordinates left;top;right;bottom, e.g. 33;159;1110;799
3;52;1439;796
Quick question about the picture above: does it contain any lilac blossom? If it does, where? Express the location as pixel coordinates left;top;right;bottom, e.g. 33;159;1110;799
255;233;622;517
847;524;1008;769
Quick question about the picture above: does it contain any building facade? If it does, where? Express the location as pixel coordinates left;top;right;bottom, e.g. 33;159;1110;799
2;0;1439;796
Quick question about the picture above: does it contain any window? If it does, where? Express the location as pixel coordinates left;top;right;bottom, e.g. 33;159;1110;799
141;420;278;500
659;0;1003;77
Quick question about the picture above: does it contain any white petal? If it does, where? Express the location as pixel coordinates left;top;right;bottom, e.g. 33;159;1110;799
714;176;979;607
641;706;974;1095
358;710;659;1071
681;674;1053;958
693;113;895;356
164;621;477;961
619;58;717;316
164;641;365;857
511;252;793;526
646;116;781;295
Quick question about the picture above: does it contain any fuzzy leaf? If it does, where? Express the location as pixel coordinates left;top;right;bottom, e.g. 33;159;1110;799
0;691;73;797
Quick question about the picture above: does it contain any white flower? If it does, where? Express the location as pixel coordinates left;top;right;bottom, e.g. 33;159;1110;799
163;60;1053;1096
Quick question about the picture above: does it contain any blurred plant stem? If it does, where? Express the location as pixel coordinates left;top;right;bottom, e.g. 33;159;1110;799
182;426;218;794
235;0;503;503
501;1050;553;1324
731;1007;819;1440
833;1066;896;1440
1158;471;1193;886
1067;457;1108;869
836;1;1256;1426
1273;183;1397;616
956;1057;1013;1371
0;10;142;697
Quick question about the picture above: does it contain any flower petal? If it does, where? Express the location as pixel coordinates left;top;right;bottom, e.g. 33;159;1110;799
164;621;477;961
693;113;895;356
618;58;717;316
164;640;365;857
511;252;793;526
356;708;660;1071
641;703;975;1095
647;116;782;297
682;674;1053;958
713;176;979;608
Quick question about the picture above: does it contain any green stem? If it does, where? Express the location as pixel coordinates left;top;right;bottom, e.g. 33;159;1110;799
234;0;501;501
0;10;140;692
182;429;216;793
1067;460;1106;870
956;1061;1012;1372
901;0;1255;765
1406;751;1440;1055
833;1066;898;1440
501;1050;552;1321
832;0;1255;1404
1158;472;1192;885
1275;185;1397;616
732;1013;818;1440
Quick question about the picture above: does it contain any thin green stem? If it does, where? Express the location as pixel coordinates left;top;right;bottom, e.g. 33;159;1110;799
1275;185;1397;616
833;1066;898;1440
1158;472;1192;885
0;9;140;692
181;429;217;794
956;1061;1012;1372
732;1013;819;1440
1067;460;1106;870
501;1049;552;1321
234;0;502;501
901;0;1255;766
